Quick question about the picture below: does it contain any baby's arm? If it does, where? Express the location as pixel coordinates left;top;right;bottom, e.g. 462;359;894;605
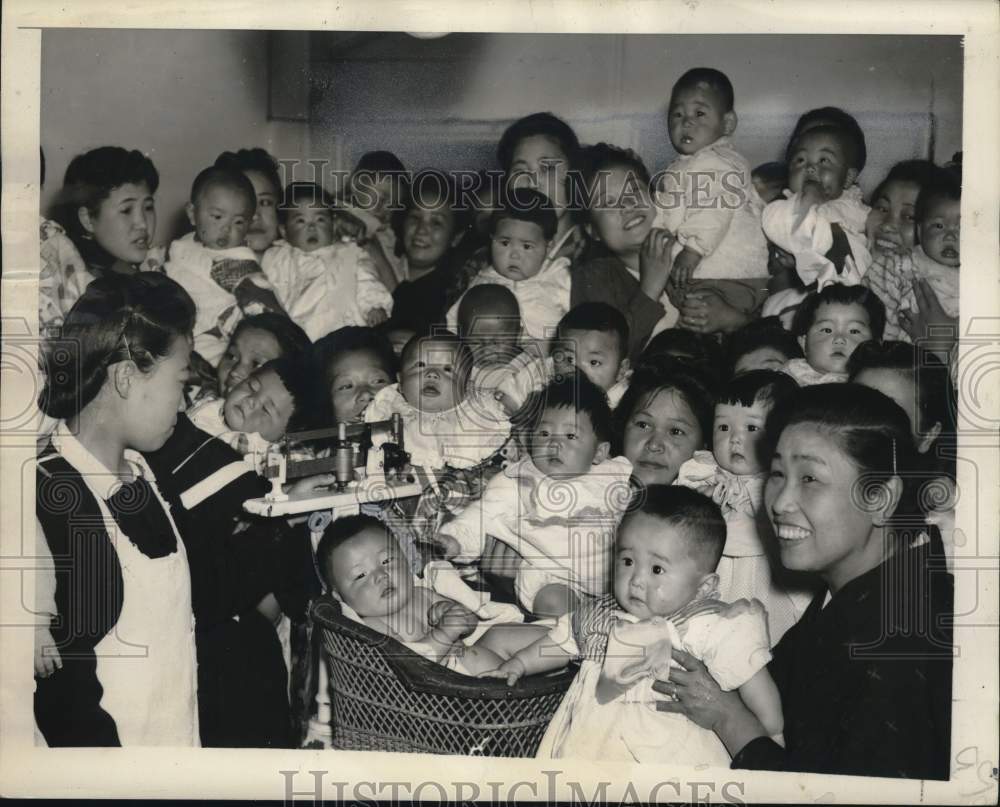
737;666;784;739
435;472;517;562
355;246;394;323
478;630;575;686
33;520;61;678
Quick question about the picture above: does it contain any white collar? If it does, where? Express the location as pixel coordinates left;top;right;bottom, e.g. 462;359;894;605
49;421;150;501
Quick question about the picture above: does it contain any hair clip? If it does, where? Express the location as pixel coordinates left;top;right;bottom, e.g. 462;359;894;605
891;437;897;476
122;334;134;363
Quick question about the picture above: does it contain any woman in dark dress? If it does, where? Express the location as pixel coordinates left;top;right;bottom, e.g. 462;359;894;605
654;383;954;780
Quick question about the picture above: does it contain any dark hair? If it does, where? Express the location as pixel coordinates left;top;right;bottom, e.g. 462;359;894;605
190;166;256;209
277;181;334;224
869;159;939;206
39;273;195;419
847;340;954;441
556;302;629;361
262;355;317;432
56;146;160;241
613;355;717;455
577;142;652;205
622;484;726;573
791;283;886;342
718;369;799;411
915;165;962;223
214;147;282;198
497;112;581;175
725;317;804;375
489;187;558;241
789;107;867;173
765;383;918;526
313;326;398;403
528;370;614;446
315;514;389;590
752;161;787;187
670;67;735;112
231;312;311;359
456;284;520;336
641;328;724;386
354;150;407;176
787;124;865;174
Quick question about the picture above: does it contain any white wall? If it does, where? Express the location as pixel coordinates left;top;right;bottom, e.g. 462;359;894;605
309;33;963;195
40;29;963;240
41;29;313;244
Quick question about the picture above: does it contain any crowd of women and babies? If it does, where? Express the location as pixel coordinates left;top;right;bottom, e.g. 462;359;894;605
34;66;955;779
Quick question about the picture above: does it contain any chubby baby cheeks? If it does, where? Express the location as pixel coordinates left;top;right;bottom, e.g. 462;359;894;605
187;179;257;251
222;364;296;442
800;301;873;376
398;337;471;414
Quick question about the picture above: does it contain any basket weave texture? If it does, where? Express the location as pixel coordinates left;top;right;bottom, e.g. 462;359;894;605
311;596;576;756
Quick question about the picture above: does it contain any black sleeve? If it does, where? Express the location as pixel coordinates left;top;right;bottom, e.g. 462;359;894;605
571;257;664;361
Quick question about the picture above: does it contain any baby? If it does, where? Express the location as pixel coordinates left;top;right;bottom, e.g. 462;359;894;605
165;166;287;365
863;166;960;342
675;370;812;642
435;373;634;618
655;68;769;316
364;331;510;472
316;514;548;676
262;182;393;341
446;187;571;349
725;317;804;377
456;284;547;410
188;356;312;463
784;283;886;386
552;303;632;409
313;326;397;426
483;485;781;765
345;150;410;287
761;122;871;307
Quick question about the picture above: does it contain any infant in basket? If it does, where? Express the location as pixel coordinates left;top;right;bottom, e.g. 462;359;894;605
316;514;550;676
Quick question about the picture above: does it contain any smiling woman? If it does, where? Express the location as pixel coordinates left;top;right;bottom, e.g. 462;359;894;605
654;383;954;780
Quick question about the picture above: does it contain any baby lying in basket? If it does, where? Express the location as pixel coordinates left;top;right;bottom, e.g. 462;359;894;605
316;514;550;676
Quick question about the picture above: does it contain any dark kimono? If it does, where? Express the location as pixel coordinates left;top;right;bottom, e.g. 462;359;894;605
732;541;953;780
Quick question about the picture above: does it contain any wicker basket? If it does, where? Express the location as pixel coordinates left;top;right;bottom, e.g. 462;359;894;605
311;595;576;756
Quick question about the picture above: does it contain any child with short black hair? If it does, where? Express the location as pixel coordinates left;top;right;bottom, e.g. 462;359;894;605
675;370;812;641
214;312;311;397
261;182;393;340
436;372;633;618
863;167;960;342
553;302;632;407
761;114;871;326
725;317;804;377
483;485;781;765
654;68;770;323
345;150;410;286
785;283;886;385
188;355;314;461
447;187;571;349
316;515;547;676
313;325;397;425
364;331;510;472
166;166;287;365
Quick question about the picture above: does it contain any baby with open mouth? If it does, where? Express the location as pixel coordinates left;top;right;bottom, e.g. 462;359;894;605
363;331;511;473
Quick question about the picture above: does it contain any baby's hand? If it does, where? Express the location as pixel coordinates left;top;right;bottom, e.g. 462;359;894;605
432;533;462;560
798;182;826;209
34;626;62;678
427;599;478;642
284;473;338;497
638;228;675;301
668;246;701;290
331;209;367;242
477;656;527;687
365;307;389;327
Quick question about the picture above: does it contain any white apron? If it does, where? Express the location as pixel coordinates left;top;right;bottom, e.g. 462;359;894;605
90;477;200;746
